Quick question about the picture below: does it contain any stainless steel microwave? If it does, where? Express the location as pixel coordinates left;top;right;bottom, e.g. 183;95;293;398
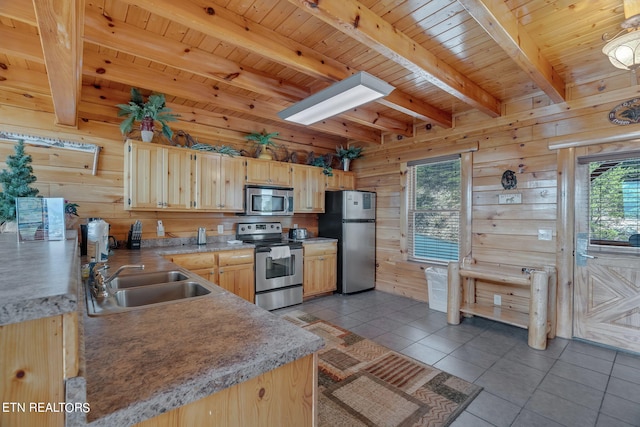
244;185;294;216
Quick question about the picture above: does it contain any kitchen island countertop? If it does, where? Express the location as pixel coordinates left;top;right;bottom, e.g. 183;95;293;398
0;232;78;326
76;245;323;426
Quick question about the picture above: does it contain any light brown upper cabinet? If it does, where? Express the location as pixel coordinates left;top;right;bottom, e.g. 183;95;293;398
291;164;325;213
325;170;356;191
245;158;291;186
124;140;192;210
193;152;245;212
125;140;246;212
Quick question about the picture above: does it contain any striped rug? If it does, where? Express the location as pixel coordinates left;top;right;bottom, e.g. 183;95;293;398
282;310;482;427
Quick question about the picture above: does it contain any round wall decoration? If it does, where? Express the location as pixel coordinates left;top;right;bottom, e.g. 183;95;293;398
501;170;517;190
609;98;640;125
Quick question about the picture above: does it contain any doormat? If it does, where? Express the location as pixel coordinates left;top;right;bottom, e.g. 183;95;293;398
282;310;482;427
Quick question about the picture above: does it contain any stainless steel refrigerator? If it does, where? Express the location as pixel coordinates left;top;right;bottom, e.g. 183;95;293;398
318;190;376;294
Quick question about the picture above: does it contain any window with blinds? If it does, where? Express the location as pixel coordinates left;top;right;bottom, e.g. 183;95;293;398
589;156;640;247
407;156;461;262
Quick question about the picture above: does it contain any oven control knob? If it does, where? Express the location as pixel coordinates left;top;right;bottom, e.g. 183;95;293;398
240;226;245;231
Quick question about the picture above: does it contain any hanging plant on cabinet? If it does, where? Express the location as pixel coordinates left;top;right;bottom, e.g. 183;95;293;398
335;145;363;171
116;88;179;142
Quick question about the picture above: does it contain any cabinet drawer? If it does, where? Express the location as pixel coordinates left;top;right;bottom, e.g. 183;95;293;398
165;252;216;270
303;242;337;257
218;249;255;267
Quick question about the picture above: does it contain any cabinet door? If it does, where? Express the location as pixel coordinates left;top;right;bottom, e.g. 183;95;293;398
245;158;272;184
125;141;164;209
194;152;221;210
303;243;337;297
325;170;356;190
246;158;291;186
269;161;292;186
163;148;193;209
292;164;324;213
218;263;255;303
218;156;245;211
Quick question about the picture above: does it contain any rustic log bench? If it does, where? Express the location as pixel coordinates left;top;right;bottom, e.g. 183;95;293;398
446;259;556;350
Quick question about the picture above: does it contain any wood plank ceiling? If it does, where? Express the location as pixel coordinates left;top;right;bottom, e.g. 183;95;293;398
0;0;630;147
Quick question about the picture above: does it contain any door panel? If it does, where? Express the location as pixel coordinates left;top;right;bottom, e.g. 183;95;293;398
574;157;640;353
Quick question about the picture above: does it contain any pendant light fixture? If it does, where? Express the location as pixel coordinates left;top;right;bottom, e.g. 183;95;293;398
603;0;640;80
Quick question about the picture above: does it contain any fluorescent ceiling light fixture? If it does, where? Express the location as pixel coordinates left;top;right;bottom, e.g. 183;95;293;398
277;71;394;125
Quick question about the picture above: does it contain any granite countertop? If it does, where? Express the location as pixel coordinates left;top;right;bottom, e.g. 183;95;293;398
299;237;338;244
75;245;324;426
0;232;79;326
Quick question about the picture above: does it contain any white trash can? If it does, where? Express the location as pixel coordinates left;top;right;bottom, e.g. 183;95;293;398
425;267;448;313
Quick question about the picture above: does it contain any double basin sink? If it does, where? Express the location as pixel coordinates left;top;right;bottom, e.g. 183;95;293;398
85;268;222;316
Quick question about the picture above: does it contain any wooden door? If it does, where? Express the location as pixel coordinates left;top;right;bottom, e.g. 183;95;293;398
292;164;324;213
194;152;221;210
163;148;192;210
218;264;255;303
218;156;245;211
269;161;291;186
245;158;271;184
126;141;163;209
574;155;640;353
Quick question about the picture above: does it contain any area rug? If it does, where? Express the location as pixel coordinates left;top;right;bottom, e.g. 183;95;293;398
282;310;482;427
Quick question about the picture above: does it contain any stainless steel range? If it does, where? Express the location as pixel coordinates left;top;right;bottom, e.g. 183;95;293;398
236;222;303;311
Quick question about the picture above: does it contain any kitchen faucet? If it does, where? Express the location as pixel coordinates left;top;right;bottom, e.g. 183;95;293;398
92;264;145;298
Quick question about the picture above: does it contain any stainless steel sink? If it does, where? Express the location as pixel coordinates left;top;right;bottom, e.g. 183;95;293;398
113;281;210;307
110;270;189;288
84;267;223;316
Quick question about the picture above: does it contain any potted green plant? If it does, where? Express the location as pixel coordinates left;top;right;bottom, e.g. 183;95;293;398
0;140;39;232
117;87;179;142
245;130;279;160
335;145;363;171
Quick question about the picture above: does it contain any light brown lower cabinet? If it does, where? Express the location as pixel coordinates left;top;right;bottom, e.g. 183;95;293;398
303;242;337;298
133;353;317;427
217;249;255;303
165;249;254;303
0;313;78;427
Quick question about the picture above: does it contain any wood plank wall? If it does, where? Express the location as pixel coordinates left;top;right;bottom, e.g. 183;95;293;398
0;95;331;245
354;73;640;339
1;74;639;338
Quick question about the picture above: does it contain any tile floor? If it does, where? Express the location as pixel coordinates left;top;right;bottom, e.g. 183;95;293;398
275;289;640;427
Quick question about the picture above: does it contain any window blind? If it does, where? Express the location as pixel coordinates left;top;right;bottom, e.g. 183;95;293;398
407;157;461;262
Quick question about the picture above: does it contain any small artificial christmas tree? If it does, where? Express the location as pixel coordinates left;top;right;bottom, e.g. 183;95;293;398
0;140;39;223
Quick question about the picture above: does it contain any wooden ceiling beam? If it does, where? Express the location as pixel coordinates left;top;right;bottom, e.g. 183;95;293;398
83;5;310;102
84;7;412;137
83;50;382;144
288;0;501;118
119;0;449;129
81;85;343;150
32;0;83;127
458;0;565;103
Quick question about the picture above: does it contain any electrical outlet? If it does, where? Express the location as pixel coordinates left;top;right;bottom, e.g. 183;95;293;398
157;220;165;237
493;294;502;306
217;225;224;234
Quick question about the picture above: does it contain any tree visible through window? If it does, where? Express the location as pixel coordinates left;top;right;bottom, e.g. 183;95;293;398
589;157;640;246
408;157;461;262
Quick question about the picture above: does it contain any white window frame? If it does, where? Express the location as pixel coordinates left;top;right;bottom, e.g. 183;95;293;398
406;155;462;264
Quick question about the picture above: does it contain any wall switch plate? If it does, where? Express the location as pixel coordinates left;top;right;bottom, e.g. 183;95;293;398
157;220;165;237
494;294;502;306
217;225;224;234
293;223;298;228
538;228;553;241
